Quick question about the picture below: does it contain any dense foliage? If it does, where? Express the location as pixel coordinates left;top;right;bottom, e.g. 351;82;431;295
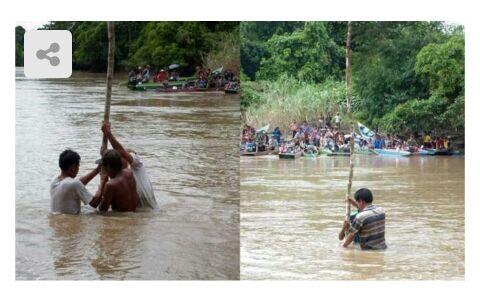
241;21;464;139
16;21;239;75
15;26;25;66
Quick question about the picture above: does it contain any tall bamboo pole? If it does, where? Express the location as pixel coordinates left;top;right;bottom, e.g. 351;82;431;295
101;22;115;155
345;22;354;222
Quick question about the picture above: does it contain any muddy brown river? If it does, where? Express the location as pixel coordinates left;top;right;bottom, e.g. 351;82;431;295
15;68;240;280
241;154;464;280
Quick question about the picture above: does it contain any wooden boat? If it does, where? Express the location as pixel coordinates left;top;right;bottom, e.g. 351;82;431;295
156;86;208;93
318;148;350;157
241;148;278;157
279;151;303;159
430;148;461;156
374;148;412;157
415;148;436;156
225;88;239;94
127;77;196;91
354;148;377;155
128;81;186;91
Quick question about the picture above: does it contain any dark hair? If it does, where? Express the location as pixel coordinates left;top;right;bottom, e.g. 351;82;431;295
102;149;123;173
59;149;80;171
354;188;373;203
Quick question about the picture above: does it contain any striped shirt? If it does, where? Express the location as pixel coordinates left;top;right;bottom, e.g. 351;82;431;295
349;204;387;250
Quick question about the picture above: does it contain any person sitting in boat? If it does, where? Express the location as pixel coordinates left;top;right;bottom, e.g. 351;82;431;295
257;134;267;152
197;77;208;89
271;127;282;146
406;135;418;152
245;139;255;152
142;65;151;83
128;69;137;86
435;137;445;150
423;132;433;148
267;138;277;150
136;67;143;82
373;136;382;149
279;142;288;153
170;70;180;81
444;136;450;149
101;122;159;210
339;188;387;250
154;69;168;83
300;121;308;133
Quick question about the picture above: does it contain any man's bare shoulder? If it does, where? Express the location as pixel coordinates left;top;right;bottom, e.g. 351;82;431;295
107;169;134;186
120;168;135;179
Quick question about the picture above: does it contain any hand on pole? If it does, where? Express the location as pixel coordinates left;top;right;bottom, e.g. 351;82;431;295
101;121;112;136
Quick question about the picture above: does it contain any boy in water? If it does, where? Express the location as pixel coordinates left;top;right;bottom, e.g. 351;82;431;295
50;149;105;214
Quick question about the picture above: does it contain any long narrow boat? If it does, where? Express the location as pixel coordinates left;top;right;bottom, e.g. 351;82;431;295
241;148;278;157
415;148;436;156
128;81;187;91
354;148;378;155
224;83;240;94
318;148;350;157
279;151;303;159
127;76;196;91
225;88;239;94
374;148;412;157
156;86;208;93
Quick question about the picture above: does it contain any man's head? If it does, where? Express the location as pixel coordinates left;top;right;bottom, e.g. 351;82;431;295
59;149;81;178
102;149;123;178
354;188;373;210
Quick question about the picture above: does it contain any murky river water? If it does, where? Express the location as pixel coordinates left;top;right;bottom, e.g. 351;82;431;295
16;68;240;280
241;154;464;280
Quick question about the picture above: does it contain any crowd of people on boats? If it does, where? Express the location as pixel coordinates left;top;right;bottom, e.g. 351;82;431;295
128;64;239;91
241;115;456;156
241;116;349;155
371;133;451;152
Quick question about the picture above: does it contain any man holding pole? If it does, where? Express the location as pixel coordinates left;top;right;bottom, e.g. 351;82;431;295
339;188;387;250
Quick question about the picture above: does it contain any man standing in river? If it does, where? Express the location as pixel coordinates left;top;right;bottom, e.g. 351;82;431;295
101;122;159;209
339;188;387;250
98;149;139;212
50;149;105;214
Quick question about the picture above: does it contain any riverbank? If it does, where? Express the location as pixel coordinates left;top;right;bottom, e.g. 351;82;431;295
241;77;464;150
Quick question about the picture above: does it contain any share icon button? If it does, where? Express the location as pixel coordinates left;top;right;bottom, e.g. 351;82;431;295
24;30;72;78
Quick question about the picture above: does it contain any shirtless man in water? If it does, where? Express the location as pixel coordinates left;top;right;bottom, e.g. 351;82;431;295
99;149;139;212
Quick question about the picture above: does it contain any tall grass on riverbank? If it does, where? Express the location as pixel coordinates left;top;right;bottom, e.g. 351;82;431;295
242;76;347;132
202;32;240;74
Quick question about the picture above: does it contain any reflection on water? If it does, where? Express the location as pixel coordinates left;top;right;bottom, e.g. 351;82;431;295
240;155;464;280
16;68;240;280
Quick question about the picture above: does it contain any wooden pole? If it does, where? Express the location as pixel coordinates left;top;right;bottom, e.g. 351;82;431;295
345;21;354;222
101;21;115;155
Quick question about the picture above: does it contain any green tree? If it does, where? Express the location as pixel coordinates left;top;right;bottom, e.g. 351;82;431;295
415;31;465;100
256;22;343;83
40;21;238;73
351;22;446;126
15;26;25;66
240;21;303;80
